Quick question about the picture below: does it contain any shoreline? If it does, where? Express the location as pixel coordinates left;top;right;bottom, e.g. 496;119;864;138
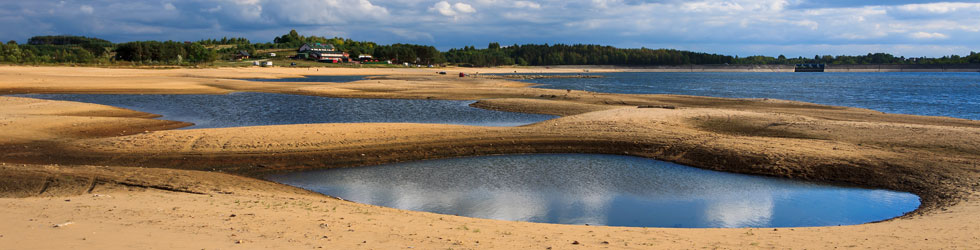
6;63;979;73
1;66;978;249
534;64;980;72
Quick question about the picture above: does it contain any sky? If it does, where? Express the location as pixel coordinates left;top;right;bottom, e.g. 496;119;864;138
2;0;979;57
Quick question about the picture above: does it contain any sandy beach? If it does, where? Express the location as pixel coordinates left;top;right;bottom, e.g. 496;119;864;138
1;65;979;249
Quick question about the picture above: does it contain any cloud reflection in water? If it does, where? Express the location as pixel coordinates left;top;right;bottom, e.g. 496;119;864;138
269;154;919;228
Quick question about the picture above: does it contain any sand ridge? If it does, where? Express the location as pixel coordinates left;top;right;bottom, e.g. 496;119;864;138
0;66;979;249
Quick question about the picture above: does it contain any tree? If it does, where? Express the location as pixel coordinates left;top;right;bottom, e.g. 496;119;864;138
273;29;303;47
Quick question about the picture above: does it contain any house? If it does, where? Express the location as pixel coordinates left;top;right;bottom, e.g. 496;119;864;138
358;54;373;60
313;51;350;63
235;50;250;60
298;43;335;53
297;43;347;62
269;52;277;57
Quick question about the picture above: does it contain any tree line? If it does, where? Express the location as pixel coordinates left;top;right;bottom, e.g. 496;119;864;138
445;43;736;66
114;41;217;63
732;52;980;65
445;43;980;67
2;33;979;66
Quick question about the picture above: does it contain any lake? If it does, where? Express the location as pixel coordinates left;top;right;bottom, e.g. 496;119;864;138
243;75;370;83
15;92;557;128
510;72;980;120
267;154;920;228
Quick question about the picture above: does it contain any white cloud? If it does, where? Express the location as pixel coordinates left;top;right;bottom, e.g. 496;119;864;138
429;1;476;19
909;31;948;39
681;1;744;12
794;20;819;30
431;1;456;16
80;5;94;14
897;2;980;14
454;2;476;13
514;1;540;9
591;0;611;9
163;3;177;11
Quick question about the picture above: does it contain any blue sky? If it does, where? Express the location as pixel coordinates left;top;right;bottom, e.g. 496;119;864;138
2;0;979;57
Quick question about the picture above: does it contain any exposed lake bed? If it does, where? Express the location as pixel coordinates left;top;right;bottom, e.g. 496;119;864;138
0;66;978;249
12;80;923;228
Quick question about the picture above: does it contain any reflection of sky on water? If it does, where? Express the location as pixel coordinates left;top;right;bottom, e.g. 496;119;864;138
15;92;556;128
268;154;920;228
704;192;774;228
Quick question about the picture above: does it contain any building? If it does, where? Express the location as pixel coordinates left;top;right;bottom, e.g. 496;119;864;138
296;43;347;62
314;51;350;63
235;50;250;60
298;43;335;53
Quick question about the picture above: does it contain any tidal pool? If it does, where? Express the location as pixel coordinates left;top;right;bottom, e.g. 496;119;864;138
267;154;920;228
16;92;556;128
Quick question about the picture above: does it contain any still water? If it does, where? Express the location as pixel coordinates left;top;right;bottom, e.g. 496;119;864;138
16;92;556;128
267;154;920;228
244;75;370;83
511;72;980;120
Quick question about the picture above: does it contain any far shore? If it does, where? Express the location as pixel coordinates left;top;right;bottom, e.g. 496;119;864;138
0;65;978;249
4;62;979;73
548;63;980;72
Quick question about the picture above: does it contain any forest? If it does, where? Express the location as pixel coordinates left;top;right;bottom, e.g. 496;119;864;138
446;43;980;67
445;43;736;66
1;33;978;66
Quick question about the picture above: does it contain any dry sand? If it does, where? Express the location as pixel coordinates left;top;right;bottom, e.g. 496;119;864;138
1;66;979;249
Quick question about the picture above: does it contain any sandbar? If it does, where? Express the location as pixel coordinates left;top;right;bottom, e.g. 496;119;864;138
0;66;978;249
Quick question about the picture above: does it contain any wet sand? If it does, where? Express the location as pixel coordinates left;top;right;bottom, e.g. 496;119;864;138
0;66;978;249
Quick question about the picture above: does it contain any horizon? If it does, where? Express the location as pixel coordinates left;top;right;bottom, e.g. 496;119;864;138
2;1;979;58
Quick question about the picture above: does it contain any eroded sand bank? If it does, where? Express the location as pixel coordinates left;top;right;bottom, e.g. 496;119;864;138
0;66;978;249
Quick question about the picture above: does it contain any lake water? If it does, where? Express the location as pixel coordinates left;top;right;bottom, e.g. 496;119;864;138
510;72;980;120
267;154;920;228
16;92;556;128
244;75;370;83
